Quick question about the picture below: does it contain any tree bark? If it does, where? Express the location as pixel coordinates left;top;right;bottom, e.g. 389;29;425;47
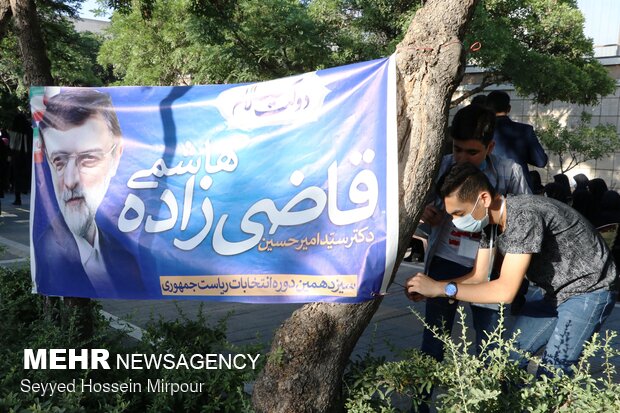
252;1;479;412
449;72;506;108
7;1;92;336
9;0;53;86
0;0;11;40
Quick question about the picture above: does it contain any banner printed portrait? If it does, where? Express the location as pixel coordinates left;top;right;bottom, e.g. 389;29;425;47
29;57;398;303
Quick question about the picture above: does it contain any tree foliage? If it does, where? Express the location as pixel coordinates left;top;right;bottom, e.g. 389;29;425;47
0;0;107;126
460;0;616;105
98;0;338;84
97;0;196;85
307;0;422;65
536;112;620;174
98;0;614;107
97;0;424;84
0;27;21;126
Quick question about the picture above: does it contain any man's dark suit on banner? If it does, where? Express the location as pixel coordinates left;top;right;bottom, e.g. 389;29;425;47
35;214;145;297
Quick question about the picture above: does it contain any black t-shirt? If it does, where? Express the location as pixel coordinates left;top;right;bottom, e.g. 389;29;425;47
481;194;617;303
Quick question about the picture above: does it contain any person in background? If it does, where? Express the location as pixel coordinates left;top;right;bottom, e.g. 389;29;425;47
573;173;589;193
471;94;487;106
571;189;596;225
570;173;592;223
544;182;568;203
553;173;572;204
486;91;548;191
0;128;9;211
588;178;609;214
7;114;31;206
0;129;9;189
545;182;568;204
598;190;620;268
528;170;545;195
597;190;620;228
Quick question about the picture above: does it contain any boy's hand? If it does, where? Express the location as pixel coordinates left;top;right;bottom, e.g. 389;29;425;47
405;273;444;299
404;288;426;302
421;204;442;227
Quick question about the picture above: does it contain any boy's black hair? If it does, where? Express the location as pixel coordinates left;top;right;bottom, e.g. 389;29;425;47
437;162;497;203
486;90;511;113
449;104;495;146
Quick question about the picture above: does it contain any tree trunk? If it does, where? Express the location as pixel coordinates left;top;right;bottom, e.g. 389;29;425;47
252;1;478;412
0;0;11;40
9;0;53;86
8;0;93;336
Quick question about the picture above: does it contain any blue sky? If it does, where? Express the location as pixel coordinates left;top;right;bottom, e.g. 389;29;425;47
577;0;620;54
78;0;110;20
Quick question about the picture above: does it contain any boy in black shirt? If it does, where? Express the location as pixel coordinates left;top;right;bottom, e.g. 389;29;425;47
406;163;618;376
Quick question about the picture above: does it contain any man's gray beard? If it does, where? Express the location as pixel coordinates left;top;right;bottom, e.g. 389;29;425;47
63;206;96;239
60;188;97;239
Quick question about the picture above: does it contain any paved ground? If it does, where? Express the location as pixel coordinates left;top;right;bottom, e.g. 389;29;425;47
2;195;620;386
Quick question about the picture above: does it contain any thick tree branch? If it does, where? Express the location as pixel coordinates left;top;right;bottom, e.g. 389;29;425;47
449;72;506;108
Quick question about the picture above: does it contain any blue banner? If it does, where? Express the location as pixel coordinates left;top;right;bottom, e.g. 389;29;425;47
29;57;398;303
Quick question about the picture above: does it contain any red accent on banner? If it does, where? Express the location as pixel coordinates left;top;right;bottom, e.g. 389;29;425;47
34;151;43;164
33;139;44;163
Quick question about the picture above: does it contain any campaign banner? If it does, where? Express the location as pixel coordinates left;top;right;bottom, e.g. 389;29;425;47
29;57;398;303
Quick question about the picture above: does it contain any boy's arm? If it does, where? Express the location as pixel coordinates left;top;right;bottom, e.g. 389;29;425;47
430;247;493;285
405;252;531;304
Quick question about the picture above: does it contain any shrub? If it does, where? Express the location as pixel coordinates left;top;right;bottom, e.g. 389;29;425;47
536;112;620;174
343;306;620;412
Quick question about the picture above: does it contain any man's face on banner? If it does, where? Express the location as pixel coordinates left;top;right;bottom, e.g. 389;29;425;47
44;115;120;240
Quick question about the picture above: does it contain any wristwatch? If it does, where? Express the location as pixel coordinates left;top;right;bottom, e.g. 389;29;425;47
444;282;458;299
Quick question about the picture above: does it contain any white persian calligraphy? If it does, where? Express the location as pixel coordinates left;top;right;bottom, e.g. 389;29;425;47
215;73;330;130
118;145;380;255
127;140;237;189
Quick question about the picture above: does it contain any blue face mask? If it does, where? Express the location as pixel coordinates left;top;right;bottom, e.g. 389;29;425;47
452;195;489;233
